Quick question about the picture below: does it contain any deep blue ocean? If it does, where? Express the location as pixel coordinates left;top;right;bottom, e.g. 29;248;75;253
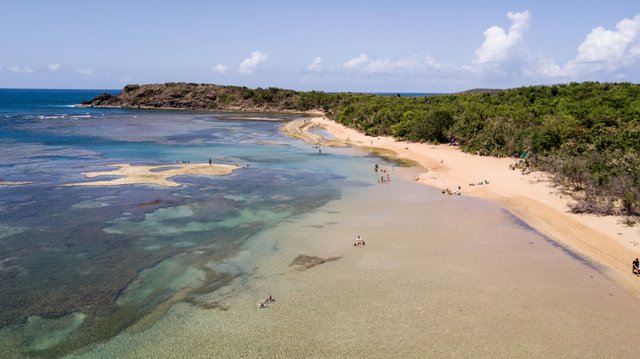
0;89;384;357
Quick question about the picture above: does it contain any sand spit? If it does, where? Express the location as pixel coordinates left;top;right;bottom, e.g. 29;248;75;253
290;117;640;297
65;163;240;187
281;119;349;147
0;181;32;186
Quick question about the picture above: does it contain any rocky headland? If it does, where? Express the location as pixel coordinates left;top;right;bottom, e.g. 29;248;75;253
82;83;322;113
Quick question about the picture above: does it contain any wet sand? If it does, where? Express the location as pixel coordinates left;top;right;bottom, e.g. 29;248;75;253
67;166;640;358
65;163;240;187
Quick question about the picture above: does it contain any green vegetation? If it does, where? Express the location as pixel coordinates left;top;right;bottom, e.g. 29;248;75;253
86;82;640;216
325;82;640;216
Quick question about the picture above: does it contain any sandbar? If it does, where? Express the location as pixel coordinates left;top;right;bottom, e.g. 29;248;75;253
65;163;239;187
289;117;640;297
0;181;32;186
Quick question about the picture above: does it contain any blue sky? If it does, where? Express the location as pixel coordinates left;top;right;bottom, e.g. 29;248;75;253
1;0;639;92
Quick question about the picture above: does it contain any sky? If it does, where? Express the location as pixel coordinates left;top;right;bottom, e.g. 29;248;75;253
1;0;639;92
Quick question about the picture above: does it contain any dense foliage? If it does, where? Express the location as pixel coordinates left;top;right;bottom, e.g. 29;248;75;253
87;82;640;216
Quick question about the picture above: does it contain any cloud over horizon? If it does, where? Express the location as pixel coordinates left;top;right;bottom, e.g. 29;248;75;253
526;14;640;79
307;57;323;71
3;7;640;91
75;68;94;76
341;53;444;75
337;11;531;80
8;66;34;74
211;64;228;75
238;51;268;74
48;63;61;72
331;11;640;89
473;11;530;66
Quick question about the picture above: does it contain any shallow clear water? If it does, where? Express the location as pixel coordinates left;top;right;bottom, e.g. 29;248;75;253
0;89;383;357
2;90;639;358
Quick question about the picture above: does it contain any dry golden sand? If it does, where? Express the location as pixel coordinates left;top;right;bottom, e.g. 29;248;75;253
65;163;239;187
304;117;640;298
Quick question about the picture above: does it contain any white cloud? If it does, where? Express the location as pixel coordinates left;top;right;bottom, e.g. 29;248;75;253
341;53;370;70
340;53;447;75
473;11;530;65
307;57;323;71
336;11;532;86
48;63;61;72
364;55;443;74
570;14;640;71
75;68;94;76
211;64;228;75
309;11;640;90
522;58;565;78
8;65;34;73
524;13;640;79
238;51;268;74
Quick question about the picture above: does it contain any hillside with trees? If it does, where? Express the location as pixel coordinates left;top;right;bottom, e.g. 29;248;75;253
84;82;640;217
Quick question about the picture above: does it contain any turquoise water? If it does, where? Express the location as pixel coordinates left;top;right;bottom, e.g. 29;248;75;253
0;89;385;357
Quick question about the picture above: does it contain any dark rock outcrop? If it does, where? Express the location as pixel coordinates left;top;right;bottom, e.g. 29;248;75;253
82;83;322;112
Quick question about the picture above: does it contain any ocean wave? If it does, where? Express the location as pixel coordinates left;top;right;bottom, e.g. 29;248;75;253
37;114;68;119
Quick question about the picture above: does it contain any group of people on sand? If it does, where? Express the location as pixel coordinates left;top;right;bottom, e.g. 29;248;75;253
469;179;489;186
354;235;366;246
442;186;462;196
378;173;391;184
374;164;393;184
257;295;276;309
176;160;191;164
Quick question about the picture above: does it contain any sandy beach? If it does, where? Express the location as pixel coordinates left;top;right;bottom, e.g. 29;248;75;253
288;116;640;297
65;163;240;187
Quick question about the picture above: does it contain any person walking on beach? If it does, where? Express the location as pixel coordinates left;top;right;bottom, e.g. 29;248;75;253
633;258;640;275
208;158;212;165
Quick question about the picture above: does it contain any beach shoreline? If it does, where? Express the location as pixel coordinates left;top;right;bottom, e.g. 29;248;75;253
285;116;640;297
